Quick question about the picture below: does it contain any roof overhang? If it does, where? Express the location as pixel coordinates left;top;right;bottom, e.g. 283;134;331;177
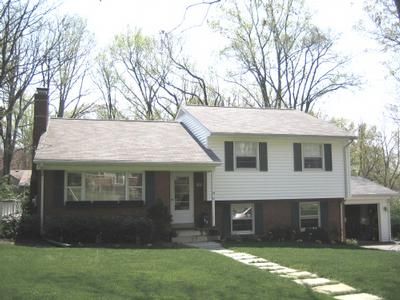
34;159;221;172
210;132;357;140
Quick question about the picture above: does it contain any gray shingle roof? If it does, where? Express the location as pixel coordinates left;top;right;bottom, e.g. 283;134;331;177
34;119;219;165
183;106;355;138
351;176;398;196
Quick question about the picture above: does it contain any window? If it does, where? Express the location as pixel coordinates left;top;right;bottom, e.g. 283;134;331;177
66;173;82;201
231;203;254;234
299;202;320;231
235;142;257;168
303;144;323;169
65;172;144;202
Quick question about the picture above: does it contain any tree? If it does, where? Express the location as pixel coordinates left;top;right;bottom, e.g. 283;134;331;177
42;15;94;118
110;29;169;120
212;0;358;112
92;52;121;120
0;0;55;176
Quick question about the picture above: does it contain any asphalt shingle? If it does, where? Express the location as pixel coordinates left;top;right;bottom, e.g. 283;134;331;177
183;106;355;138
34;119;219;165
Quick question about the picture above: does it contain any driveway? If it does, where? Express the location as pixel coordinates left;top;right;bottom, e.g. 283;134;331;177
361;242;400;252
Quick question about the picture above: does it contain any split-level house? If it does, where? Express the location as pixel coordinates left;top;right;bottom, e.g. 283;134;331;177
32;88;396;242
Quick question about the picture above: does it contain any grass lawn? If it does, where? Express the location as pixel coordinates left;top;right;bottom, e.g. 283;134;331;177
0;243;330;300
227;242;400;300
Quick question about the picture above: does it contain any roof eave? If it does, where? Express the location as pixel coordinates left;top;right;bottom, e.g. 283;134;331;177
210;132;357;139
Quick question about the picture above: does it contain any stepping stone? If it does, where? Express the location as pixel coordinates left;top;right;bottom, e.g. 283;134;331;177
294;277;334;287
280;271;318;279
334;293;382;300
258;265;286;271
224;253;256;259
313;283;356;295
270;268;298;274
251;262;279;267
211;249;234;254
238;258;269;264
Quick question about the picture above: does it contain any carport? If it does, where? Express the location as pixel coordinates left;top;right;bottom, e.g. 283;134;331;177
345;176;398;242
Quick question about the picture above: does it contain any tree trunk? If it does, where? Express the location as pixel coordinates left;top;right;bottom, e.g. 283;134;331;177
2;113;14;177
394;0;400;20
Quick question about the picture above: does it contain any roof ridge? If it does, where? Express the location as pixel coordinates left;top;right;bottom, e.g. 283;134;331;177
50;118;179;124
184;105;296;111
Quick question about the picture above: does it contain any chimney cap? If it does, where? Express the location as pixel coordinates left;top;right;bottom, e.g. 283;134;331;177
36;87;49;95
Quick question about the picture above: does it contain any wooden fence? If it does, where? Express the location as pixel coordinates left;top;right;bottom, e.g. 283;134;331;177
0;200;22;219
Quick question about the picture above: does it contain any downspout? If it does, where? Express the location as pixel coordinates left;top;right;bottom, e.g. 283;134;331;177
40;168;44;236
342;139;354;242
211;171;215;227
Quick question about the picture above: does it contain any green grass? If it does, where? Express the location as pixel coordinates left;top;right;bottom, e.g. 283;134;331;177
227;242;400;300
0;243;330;300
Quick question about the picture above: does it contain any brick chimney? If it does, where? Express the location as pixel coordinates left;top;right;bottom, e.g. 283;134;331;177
30;87;49;201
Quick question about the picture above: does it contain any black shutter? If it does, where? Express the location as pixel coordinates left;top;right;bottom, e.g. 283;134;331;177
293;143;302;171
255;202;264;235
259;142;268;171
223;204;231;238
320;201;329;230
291;201;299;230
324;144;333;171
224;141;234;171
145;171;155;207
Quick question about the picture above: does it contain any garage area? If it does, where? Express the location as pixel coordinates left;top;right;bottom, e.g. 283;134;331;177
345;204;379;241
345;177;398;242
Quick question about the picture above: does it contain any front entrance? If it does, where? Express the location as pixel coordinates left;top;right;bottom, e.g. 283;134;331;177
345;204;379;241
170;172;194;224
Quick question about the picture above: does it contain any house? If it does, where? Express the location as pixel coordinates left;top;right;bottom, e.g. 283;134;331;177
32;88;397;242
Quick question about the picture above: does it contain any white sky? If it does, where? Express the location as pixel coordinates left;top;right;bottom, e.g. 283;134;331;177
57;0;399;127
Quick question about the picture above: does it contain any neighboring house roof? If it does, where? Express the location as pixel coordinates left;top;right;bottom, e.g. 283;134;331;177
351;176;398;197
10;169;31;187
34;119;219;165
182;106;355;138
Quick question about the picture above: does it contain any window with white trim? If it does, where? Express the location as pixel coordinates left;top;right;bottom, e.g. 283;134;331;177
65;172;144;202
231;203;254;234
235;142;257;168
299;202;320;231
303;144;323;169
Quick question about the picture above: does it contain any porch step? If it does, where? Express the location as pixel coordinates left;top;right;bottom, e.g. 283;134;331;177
172;229;220;244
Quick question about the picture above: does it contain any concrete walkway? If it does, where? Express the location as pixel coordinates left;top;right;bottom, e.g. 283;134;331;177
361;242;400;252
187;242;383;300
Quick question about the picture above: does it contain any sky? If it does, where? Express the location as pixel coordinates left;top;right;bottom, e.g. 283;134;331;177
57;0;399;128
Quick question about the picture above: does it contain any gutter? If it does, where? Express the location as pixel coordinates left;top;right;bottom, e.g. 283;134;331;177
342;138;355;242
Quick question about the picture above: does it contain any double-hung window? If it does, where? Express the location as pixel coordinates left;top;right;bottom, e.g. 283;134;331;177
231;203;254;234
65;172;144;202
303;144;323;169
299;202;320;231
235;142;257;169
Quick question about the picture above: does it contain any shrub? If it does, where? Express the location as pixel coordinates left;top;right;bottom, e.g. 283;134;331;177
391;199;400;240
0;214;20;239
45;216;153;244
147;201;172;242
297;227;330;243
264;226;297;241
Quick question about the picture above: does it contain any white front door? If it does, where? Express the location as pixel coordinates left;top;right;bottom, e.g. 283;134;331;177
170;172;194;224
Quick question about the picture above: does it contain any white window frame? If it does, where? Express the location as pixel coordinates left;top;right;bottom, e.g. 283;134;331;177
64;171;145;203
302;143;324;170
231;203;255;235
234;141;258;170
299;201;321;231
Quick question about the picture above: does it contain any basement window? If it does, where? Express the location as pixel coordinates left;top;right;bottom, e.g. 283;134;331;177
231;203;254;234
299;202;320;231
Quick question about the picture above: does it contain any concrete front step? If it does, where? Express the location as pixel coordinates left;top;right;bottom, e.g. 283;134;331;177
172;229;220;244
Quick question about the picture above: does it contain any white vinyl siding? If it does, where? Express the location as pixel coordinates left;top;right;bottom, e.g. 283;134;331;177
177;110;210;147
208;135;347;201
